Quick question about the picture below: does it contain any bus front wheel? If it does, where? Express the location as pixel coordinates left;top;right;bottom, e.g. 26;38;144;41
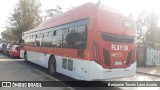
49;56;57;75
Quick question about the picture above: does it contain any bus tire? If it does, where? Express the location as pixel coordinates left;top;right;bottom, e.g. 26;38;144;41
24;51;28;62
48;56;57;76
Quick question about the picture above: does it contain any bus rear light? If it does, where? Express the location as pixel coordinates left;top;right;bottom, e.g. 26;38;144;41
103;48;111;66
93;42;100;63
87;52;90;60
126;51;132;66
131;49;136;63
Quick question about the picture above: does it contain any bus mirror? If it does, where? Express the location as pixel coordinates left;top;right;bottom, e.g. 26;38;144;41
19;39;24;44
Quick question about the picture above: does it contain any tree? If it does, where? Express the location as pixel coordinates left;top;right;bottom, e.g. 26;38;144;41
5;0;42;42
44;5;63;20
137;10;160;48
1;29;14;43
137;9;160;46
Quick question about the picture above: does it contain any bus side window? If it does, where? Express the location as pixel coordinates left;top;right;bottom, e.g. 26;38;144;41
52;30;62;48
31;35;33;38
35;34;38;38
75;25;87;49
56;30;62;48
38;33;40;38
33;34;36;39
64;27;78;48
49;25;87;49
53;31;57;36
40;33;43;38
78;25;87;40
69;27;77;34
44;32;47;37
48;31;52;37
62;28;69;47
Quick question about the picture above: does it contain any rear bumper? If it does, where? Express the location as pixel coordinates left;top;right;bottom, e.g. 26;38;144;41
88;61;136;81
101;61;136;80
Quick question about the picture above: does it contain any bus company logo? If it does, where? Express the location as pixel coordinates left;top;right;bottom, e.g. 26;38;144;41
2;82;11;87
111;44;128;51
111;52;123;57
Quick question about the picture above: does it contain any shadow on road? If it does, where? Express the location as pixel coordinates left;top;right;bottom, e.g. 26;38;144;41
0;54;125;90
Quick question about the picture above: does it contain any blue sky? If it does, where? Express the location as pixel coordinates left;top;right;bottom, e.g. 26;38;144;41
0;0;159;38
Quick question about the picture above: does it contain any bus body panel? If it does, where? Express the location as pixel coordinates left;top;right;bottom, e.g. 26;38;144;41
20;3;136;80
20;50;136;81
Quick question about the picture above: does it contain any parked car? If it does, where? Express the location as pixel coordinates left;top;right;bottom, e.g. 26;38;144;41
9;45;20;58
0;43;7;53
4;44;12;55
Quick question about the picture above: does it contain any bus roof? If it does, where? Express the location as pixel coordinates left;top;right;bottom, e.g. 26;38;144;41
23;2;95;34
23;2;132;34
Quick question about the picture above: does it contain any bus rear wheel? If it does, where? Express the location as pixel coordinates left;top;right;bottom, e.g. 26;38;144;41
49;56;57;76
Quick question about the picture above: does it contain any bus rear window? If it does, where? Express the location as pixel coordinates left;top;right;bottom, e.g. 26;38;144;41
101;32;134;43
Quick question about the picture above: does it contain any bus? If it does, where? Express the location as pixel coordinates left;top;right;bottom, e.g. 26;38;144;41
20;2;136;81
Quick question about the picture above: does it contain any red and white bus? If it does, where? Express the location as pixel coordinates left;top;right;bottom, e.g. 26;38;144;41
20;3;136;81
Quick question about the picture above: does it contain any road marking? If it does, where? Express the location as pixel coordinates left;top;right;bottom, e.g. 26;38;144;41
34;69;75;90
0;59;24;61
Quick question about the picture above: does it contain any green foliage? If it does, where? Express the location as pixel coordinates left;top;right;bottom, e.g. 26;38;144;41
44;5;63;20
137;9;160;46
1;29;14;42
4;0;42;42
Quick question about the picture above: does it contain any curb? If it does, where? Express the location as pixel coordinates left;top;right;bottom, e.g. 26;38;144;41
136;71;160;77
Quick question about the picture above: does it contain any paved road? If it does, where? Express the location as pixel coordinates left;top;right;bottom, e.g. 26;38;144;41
0;54;160;90
0;54;72;90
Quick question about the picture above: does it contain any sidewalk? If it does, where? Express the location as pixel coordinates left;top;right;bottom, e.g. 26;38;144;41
137;66;160;77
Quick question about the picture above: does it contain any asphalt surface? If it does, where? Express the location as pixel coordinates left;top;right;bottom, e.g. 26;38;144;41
0;54;72;90
0;54;160;90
